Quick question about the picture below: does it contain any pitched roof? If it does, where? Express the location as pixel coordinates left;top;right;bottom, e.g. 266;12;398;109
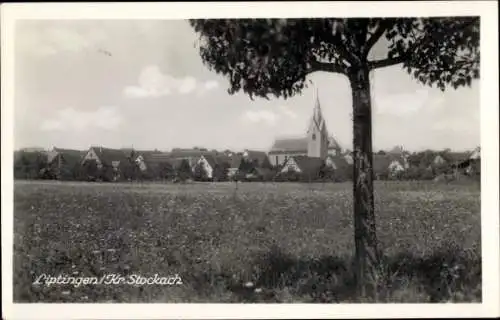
54;148;85;158
373;155;393;174
407;150;437;167
14;150;46;165
244;150;269;166
90;147;131;165
200;154;231;168
215;155;231;166
388;145;406;154
168;149;215;158
270;135;341;154
51;148;86;167
133;150;163;162
228;154;243;168
469;147;480;160
326;155;351;170
201;154;217;168
46;150;59;163
270;137;308;153
289;155;325;177
168;158;188;169
440;151;469;163
147;155;189;169
144;152;178;166
145;152;170;160
328;136;341;150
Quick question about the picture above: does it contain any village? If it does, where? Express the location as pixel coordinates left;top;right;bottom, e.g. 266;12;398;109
14;97;481;183
8;13;490;308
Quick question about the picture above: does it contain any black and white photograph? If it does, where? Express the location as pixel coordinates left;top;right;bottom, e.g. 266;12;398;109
1;2;499;319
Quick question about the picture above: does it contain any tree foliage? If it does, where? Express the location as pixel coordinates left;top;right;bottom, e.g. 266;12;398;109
177;159;193;181
193;162;209;181
158;162;175;180
213;162;230;182
190;17;479;97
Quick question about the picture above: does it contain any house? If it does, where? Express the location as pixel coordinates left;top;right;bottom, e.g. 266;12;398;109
82;146;131;168
194;155;216;179
373;154;408;179
46;148;86;180
280;155;325;181
132;150;164;172
81;146;133;181
388;145;407;155
325;155;352;171
432;154;447;166
469;146;480;160
243;149;271;167
323;155;352;181
136;152;181;179
168;148;216;167
427;150;469;175
227;153;243;178
451;147;481;176
268;96;342;167
343;152;354;165
442;151;470;167
466;146;481;175
194;154;231;180
426;150;468;168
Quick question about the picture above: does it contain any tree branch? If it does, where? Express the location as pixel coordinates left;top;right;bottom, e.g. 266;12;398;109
368;55;406;70
322;22;359;66
310;59;346;74
364;20;390;56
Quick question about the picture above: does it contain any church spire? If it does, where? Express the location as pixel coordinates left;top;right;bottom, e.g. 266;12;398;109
312;88;324;130
307;87;329;159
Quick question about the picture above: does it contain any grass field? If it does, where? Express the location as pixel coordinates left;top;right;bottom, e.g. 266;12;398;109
13;180;481;303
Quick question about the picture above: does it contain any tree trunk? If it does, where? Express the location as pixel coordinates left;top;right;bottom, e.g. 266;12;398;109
348;66;381;297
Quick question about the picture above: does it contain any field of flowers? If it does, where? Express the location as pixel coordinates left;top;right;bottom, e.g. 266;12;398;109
13;180;481;303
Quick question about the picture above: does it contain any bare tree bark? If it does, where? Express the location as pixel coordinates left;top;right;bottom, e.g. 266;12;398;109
349;65;381;296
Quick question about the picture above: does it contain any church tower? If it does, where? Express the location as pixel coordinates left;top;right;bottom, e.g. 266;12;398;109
307;92;329;159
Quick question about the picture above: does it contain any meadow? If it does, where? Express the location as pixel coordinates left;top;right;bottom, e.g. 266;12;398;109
13;180;481;303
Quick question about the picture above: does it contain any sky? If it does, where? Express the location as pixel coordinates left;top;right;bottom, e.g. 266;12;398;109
14;20;480;152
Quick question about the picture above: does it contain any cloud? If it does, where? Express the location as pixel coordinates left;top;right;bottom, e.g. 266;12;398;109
195;80;220;96
432;117;478;135
374;89;431;116
204;80;219;91
124;65;219;98
17;24;106;57
40;106;124;132
240;105;298;127
178;77;197;94
278;105;298;119
241;110;280;126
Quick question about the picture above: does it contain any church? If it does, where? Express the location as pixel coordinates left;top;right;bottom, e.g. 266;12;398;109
268;95;342;167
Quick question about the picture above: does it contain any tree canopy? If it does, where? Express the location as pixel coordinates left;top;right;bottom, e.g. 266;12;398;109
190;17;479;98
